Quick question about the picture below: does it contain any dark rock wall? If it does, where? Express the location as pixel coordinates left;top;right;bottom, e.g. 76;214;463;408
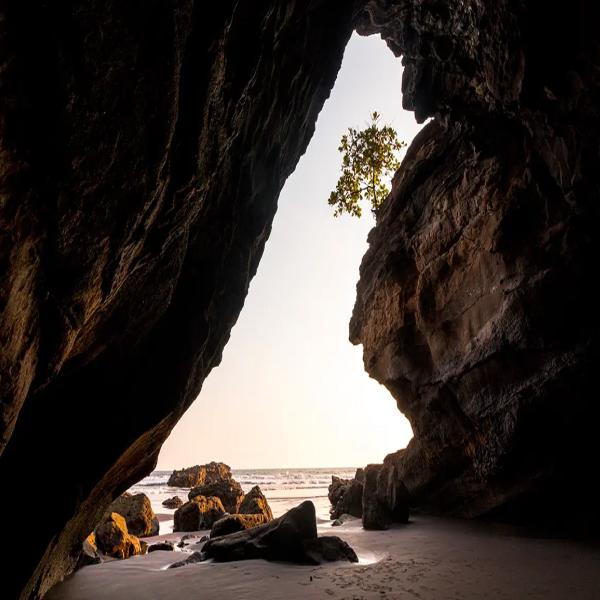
2;0;600;596
0;2;354;597
351;0;600;523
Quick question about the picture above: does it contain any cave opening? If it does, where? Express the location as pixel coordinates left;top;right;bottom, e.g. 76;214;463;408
129;32;422;522
3;1;599;597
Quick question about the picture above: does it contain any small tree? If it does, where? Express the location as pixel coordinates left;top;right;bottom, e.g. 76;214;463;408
328;111;405;218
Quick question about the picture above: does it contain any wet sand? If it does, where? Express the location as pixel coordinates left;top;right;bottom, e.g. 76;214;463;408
48;516;600;599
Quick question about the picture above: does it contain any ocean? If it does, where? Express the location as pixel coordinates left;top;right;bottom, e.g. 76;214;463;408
129;467;356;534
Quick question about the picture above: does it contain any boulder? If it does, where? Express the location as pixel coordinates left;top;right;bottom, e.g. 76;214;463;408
174;496;226;532
238;485;273;521
162;496;184;509
94;513;147;559
168;551;204;569
201;500;357;565
168;462;232;487
210;514;269;538
105;492;159;537
177;534;196;548
377;461;410;524
330;469;364;520
328;476;350;507
76;533;101;569
331;513;357;527
188;479;244;514
148;541;175;553
362;464;390;531
303;536;358;563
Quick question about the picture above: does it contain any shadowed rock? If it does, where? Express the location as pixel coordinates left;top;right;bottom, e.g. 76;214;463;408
168;551;204;570
210;514;268;538
189;479;244;514
162;496;184;509
303;536;358;563
3;0;600;596
332;514;358;527
362;465;391;530
349;0;600;528
76;534;101;569
202;500;357;565
328;476;350;507
0;4;354;596
148;542;175;553
329;469;364;520
174;496;226;532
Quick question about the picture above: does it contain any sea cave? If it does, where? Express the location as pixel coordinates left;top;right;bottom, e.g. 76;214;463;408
0;1;599;598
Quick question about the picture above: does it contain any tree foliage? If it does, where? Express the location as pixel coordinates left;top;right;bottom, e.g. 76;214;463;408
328;111;406;218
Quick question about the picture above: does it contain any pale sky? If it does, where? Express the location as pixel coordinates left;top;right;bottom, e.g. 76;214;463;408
158;33;423;470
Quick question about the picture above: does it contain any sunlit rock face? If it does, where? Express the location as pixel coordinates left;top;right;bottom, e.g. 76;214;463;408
0;2;353;597
351;0;600;524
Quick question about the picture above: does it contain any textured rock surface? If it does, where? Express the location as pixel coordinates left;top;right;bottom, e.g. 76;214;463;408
75;534;100;569
167;462;231;488
162;496;183;509
351;0;600;525
329;469;364;520
238;485;273;521
362;464;391;530
0;2;354;597
93;513;146;560
210;513;269;538
2;0;599;596
147;541;175;553
174;496;225;532
303;536;359;564
104;493;159;537
202;500;356;565
188;479;244;514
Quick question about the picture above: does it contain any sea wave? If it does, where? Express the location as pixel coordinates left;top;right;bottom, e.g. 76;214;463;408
133;468;356;492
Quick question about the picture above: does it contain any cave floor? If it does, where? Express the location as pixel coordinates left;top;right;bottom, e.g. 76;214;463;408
48;516;600;599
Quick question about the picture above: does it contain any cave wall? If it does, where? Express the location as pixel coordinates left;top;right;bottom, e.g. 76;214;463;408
351;0;600;523
0;2;354;597
2;0;600;596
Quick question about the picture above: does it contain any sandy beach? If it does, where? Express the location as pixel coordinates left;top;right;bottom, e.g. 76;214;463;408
47;515;600;600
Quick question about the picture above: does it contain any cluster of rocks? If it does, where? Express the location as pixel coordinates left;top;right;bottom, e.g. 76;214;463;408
80;492;160;565
170;500;357;568
167;462;232;488
171;463;274;538
328;464;410;531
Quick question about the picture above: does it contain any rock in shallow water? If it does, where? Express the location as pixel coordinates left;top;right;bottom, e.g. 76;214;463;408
168;462;232;488
168;551;204;570
201;501;357;565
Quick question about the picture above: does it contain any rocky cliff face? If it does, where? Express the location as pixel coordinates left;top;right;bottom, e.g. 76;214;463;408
0;2;353;597
351;0;600;524
2;0;599;597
